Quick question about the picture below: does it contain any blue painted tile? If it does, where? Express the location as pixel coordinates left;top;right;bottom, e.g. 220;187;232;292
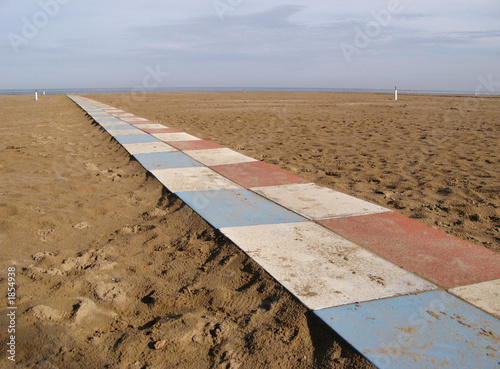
133;152;204;171
102;125;133;131
176;189;306;229
314;290;500;368
114;135;160;145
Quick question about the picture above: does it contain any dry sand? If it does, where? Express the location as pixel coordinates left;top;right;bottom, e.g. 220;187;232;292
92;92;500;253
0;95;375;368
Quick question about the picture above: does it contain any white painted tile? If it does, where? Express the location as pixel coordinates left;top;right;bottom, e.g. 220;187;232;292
449;279;500;318
252;183;390;220
220;222;436;310
122;142;178;155
152;132;201;141
112;113;134;117
100;122;132;127
134;124;169;129
185;148;257;166
120;117;149;122
151;167;243;193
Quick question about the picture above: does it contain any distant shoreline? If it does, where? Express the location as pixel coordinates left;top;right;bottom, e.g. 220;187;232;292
2;87;499;96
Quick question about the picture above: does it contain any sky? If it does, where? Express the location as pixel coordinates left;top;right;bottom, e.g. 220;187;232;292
1;0;499;91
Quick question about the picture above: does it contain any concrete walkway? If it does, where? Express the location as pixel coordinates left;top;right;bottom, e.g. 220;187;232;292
68;95;500;368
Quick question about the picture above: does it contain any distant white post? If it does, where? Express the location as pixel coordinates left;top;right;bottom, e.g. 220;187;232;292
35;90;38;101
394;86;398;101
43;91;45;96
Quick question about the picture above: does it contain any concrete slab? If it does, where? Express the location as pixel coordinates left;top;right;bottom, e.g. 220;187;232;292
100;123;132;130
107;129;148;136
151;167;242;193
101;124;134;130
153;132;201;142
131;124;168;130
220;222;435;310
176;189;306;229
319;213;500;288
112;113;134;117
185;148;257;166
167;140;223;151
449;279;500;318
211;161;309;188
133;152;204;171
120;117;149;122
122;142;178;155
94;118;124;124
128;121;157;126
314;290;500;369
142;128;181;134
252;183;391;220
114;135;161;145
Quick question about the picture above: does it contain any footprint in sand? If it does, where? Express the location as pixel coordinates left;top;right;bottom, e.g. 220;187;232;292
94;281;129;307
24;266;65;279
211;289;260;314
84;162;99;171
27;305;63;321
31;251;55;262
73;221;90;230
61;248;118;271
36;229;55;242
72;297;117;327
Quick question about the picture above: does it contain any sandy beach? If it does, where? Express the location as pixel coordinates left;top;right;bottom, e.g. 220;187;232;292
0;94;374;368
1;92;498;368
92;92;500;252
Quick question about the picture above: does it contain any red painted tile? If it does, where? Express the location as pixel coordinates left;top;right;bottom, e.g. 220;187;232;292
211;161;308;188
167;140;223;151
319;213;500;288
141;128;181;134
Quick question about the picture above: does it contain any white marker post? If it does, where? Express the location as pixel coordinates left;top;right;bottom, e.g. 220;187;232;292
35;90;38;101
394;86;398;101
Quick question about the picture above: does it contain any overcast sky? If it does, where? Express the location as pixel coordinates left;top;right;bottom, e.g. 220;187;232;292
1;0;499;91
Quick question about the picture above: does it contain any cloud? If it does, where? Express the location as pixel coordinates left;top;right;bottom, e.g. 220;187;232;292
1;1;499;90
